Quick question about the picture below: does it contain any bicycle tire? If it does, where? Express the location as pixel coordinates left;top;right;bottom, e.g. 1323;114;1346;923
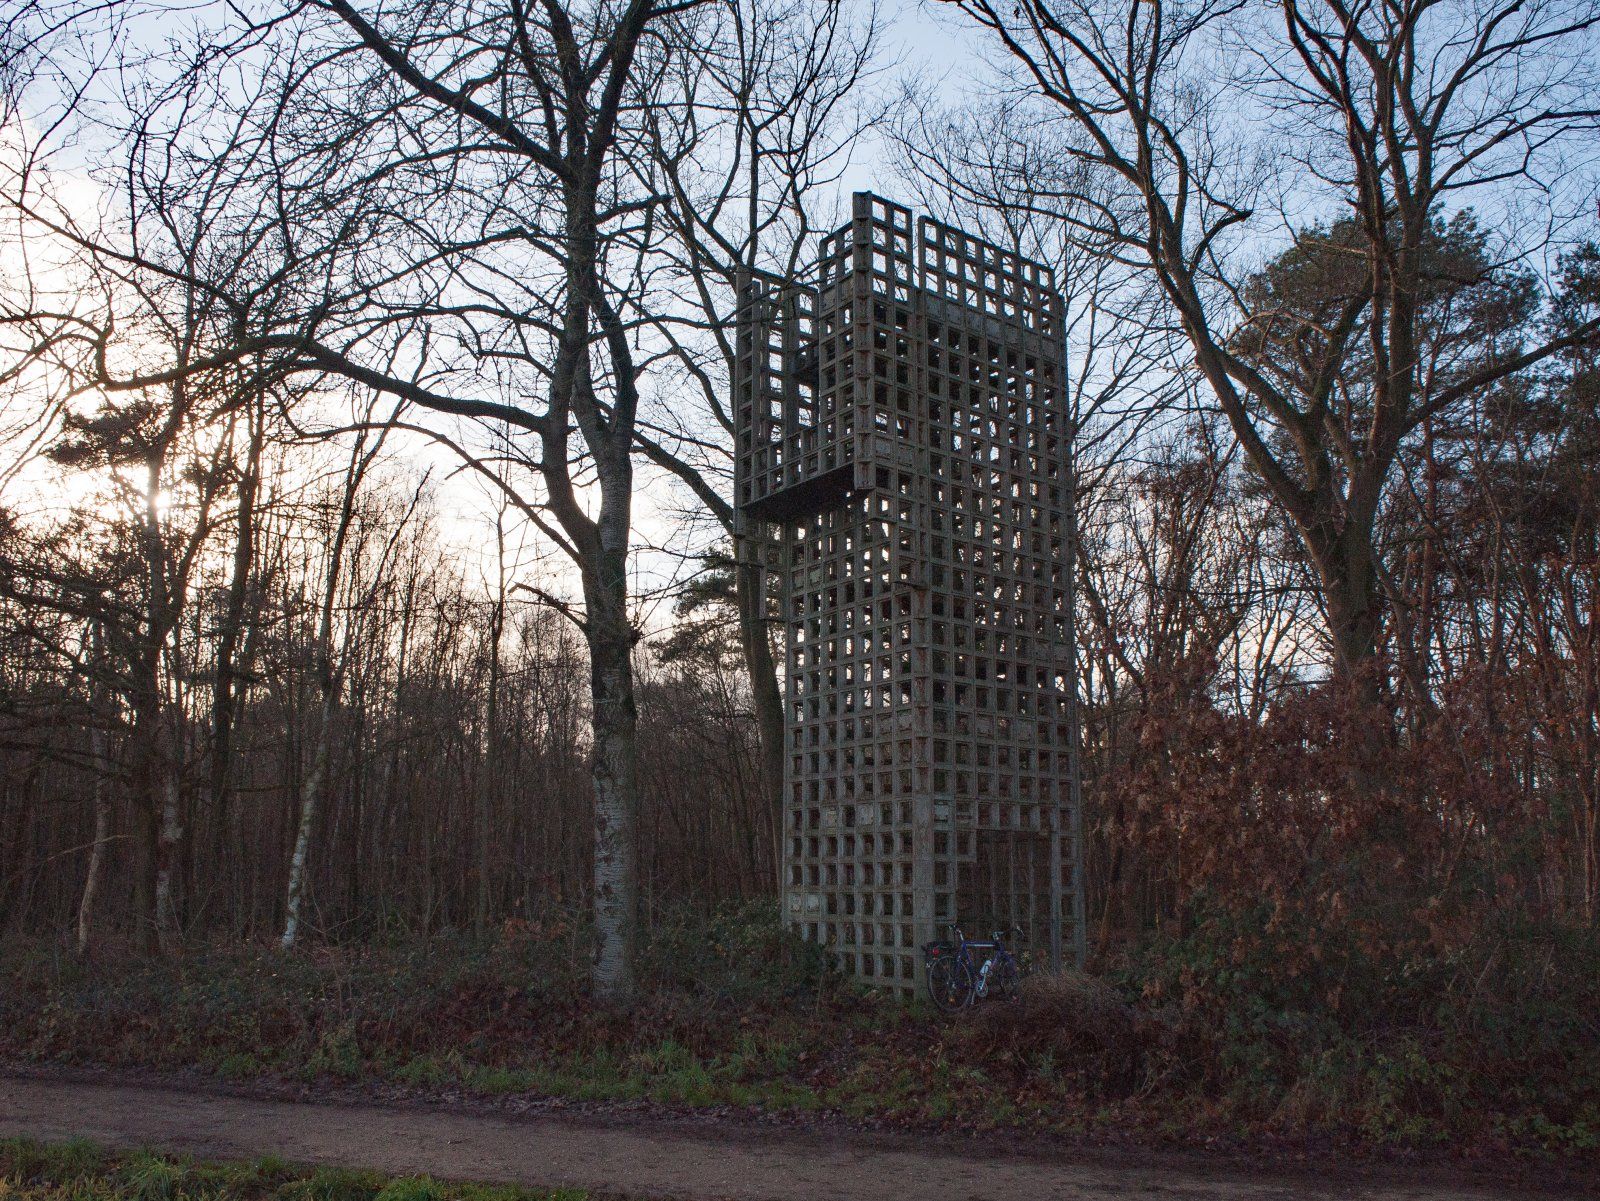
927;954;975;1013
990;955;1021;1002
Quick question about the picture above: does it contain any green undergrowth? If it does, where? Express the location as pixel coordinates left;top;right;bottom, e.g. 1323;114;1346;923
4;902;1598;1158
0;1138;587;1201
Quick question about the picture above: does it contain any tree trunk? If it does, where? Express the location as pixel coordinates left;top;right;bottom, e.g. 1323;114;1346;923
1319;536;1384;689
153;740;184;954
137;439;184;956
132;766;159;955
477;518;507;935
280;422;385;948
737;558;785;829
281;689;333;949
76;717;112;957
210;398;264;880
585;539;638;999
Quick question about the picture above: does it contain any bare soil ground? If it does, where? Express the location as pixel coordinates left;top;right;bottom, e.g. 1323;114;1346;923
1;1069;1594;1201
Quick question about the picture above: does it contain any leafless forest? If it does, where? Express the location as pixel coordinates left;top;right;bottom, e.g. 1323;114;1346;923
0;0;1597;1038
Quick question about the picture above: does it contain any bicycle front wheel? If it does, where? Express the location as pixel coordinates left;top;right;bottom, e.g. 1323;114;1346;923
990;955;1021;1002
927;955;975;1013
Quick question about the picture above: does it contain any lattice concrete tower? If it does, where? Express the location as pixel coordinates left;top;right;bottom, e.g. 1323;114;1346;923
734;193;1085;995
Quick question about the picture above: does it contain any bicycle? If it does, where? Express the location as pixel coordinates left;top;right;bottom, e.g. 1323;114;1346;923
922;926;1022;1013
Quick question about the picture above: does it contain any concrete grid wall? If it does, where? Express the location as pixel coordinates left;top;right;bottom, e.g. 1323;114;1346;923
735;193;1082;996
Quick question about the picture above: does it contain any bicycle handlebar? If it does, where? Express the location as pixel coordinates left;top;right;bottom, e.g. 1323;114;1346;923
947;925;1015;948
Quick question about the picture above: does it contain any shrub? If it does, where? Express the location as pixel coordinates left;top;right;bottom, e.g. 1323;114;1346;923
635;900;840;1004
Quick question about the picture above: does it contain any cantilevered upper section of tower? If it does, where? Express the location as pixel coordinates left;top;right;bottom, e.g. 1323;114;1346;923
734;192;1066;528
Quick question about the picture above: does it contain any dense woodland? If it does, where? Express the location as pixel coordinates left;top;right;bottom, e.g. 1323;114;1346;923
0;0;1597;1055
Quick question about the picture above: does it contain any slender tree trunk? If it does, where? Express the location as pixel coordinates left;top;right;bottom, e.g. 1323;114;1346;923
137;436;185;955
153;750;183;954
281;422;386;948
477;511;508;935
210;398;264;877
282;688;334;948
477;607;503;934
76;714;112;957
130;740;160;955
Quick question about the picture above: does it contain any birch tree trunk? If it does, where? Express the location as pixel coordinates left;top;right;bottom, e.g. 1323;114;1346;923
282;687;334;948
280;425;383;949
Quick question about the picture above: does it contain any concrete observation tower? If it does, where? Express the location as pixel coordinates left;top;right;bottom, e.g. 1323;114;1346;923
734;193;1086;996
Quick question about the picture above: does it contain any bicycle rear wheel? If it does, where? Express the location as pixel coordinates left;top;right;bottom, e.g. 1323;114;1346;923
927;954;975;1013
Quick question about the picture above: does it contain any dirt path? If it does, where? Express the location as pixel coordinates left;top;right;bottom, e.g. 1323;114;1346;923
0;1074;1581;1201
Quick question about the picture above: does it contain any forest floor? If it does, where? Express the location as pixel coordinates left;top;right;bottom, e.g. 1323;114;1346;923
2;1068;1593;1201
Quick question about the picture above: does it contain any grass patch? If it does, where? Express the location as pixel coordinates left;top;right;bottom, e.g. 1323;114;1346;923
0;1140;586;1201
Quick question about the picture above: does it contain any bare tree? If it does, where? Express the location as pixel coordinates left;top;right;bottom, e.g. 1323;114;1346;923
936;0;1600;686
